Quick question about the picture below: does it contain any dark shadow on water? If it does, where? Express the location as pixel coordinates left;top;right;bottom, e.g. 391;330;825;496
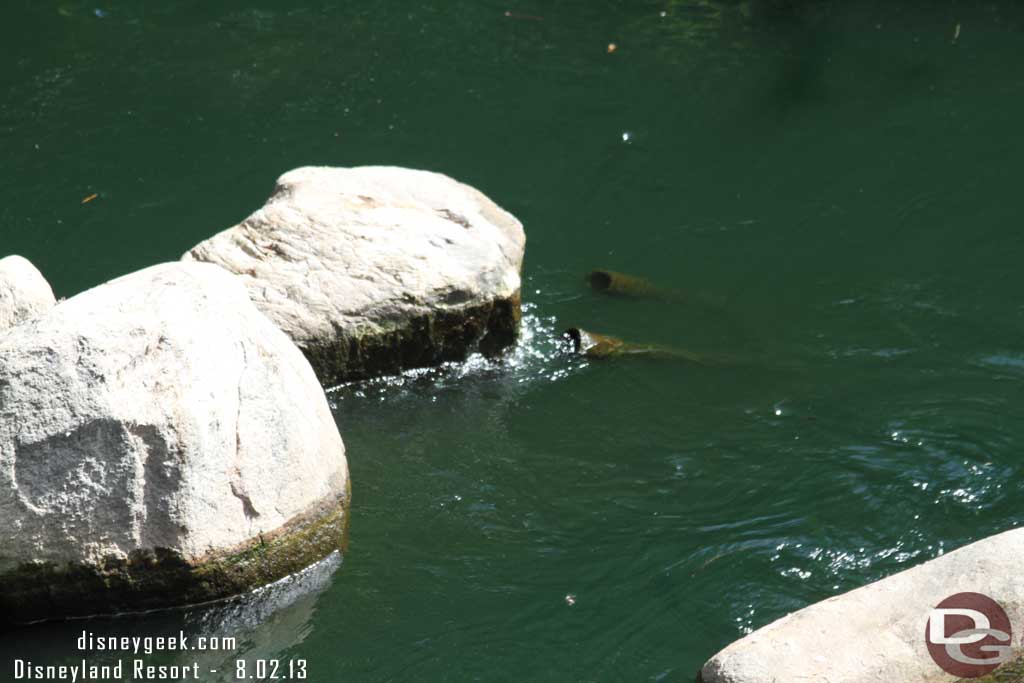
0;553;342;682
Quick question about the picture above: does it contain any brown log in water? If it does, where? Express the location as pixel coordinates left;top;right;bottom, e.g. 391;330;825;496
562;327;708;363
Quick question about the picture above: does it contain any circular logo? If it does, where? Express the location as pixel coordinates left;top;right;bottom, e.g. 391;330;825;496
926;592;1013;678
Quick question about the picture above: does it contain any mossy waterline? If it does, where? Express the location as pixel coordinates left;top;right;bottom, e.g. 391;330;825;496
0;485;350;626
303;292;521;384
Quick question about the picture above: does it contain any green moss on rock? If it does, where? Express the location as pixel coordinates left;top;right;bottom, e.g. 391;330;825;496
303;292;521;384
0;492;350;626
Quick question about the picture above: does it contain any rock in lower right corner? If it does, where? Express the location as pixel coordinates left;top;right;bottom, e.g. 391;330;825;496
700;527;1024;683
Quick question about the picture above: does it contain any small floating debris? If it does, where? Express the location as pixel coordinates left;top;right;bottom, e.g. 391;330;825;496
607;43;617;54
952;22;961;43
503;10;543;21
81;193;98;204
564;594;576;606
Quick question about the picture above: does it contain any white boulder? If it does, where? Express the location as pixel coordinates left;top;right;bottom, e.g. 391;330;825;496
0;254;56;331
183;166;526;382
701;528;1024;682
0;262;349;622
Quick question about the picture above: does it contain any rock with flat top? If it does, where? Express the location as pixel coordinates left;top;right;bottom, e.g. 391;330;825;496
0;262;349;623
700;528;1024;683
183;165;525;383
0;254;55;332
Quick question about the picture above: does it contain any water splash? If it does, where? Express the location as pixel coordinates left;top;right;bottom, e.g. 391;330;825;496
326;303;584;404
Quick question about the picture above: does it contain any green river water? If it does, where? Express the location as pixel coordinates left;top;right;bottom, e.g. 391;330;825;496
3;1;1024;680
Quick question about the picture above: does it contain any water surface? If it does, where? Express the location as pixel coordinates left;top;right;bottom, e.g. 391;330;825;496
3;1;1024;679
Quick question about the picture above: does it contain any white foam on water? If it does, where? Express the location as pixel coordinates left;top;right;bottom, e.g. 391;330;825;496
326;302;586;403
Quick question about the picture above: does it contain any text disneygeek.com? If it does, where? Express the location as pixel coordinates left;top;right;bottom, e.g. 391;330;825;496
11;630;309;681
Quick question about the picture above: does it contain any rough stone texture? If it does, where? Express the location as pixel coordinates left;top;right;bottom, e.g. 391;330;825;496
183;165;526;383
700;528;1024;683
0;255;55;332
0;262;349;623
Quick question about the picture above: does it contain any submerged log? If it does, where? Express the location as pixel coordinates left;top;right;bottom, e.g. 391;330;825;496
587;269;674;299
562;327;707;363
587;269;725;309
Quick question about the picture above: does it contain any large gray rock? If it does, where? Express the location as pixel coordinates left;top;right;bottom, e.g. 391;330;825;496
701;528;1024;683
0;254;55;331
0;262;349;623
183;166;525;383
